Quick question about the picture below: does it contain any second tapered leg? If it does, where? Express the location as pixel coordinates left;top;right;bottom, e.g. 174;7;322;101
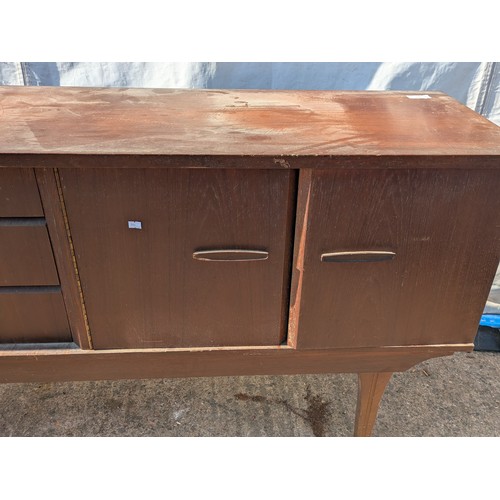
354;372;393;437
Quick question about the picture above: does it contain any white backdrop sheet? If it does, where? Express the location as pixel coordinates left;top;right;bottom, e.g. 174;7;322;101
1;62;498;123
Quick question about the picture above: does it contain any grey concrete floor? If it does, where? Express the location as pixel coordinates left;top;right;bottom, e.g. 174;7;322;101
0;351;498;436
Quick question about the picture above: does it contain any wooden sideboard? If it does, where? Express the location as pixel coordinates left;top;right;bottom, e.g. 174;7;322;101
1;86;500;436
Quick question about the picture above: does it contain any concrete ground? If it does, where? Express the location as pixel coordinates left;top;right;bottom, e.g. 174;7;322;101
0;350;498;437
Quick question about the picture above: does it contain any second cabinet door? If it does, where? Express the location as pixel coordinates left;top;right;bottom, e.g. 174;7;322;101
60;168;295;349
290;168;500;349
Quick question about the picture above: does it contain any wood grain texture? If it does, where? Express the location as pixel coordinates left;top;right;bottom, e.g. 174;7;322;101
354;372;393;437
291;168;500;349
0;344;471;383
35;168;92;349
1;87;500;157
60;168;294;349
0;168;44;216
0;225;60;286
0;290;72;343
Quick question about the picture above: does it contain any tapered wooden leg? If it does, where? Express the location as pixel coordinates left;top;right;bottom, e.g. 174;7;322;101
354;372;393;437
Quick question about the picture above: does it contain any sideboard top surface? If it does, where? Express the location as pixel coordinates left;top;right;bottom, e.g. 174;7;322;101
1;86;500;158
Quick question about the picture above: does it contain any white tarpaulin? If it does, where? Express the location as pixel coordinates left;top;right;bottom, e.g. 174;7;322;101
1;62;499;124
1;61;499;311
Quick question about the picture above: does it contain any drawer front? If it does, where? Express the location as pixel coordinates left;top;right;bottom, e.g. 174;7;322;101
0;289;72;343
60;168;295;349
0;224;60;286
290;169;500;349
0;168;44;217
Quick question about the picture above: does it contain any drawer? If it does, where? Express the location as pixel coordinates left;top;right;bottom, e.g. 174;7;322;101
0;168;44;217
60;168;295;349
0;288;72;343
0;223;60;286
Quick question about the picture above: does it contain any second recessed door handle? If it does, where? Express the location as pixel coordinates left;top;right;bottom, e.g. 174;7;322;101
321;251;396;263
193;249;269;262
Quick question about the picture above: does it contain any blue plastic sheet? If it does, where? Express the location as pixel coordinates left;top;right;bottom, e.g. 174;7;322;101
480;315;500;328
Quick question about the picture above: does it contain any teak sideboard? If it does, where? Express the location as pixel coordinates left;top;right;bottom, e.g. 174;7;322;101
1;86;500;436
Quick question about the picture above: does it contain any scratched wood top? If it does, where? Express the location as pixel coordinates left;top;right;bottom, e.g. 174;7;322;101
1;85;500;157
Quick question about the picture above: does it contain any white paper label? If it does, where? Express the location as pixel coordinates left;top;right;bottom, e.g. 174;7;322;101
128;221;142;229
406;94;431;99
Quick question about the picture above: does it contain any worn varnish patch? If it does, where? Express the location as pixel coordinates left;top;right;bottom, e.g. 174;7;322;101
1;87;500;156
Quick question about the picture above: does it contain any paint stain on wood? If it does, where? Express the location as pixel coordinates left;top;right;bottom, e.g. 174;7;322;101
234;385;331;437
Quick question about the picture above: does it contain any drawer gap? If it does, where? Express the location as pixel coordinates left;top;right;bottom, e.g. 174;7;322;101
0;285;61;294
0;217;46;227
281;169;299;345
0;342;79;351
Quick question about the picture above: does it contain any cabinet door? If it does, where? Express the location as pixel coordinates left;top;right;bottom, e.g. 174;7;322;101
60;168;295;349
290;169;500;349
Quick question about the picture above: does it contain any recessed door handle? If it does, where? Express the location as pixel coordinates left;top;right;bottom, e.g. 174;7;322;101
321;251;396;263
193;249;269;262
